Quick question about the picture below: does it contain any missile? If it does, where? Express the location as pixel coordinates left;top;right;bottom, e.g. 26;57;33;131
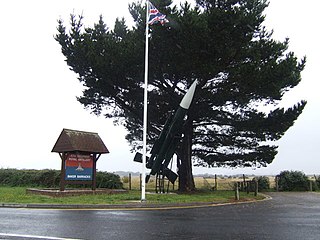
134;80;198;183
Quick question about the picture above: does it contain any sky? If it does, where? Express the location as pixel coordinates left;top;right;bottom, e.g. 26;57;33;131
0;0;319;176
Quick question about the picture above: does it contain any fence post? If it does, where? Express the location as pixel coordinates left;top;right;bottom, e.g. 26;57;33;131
235;182;240;200
129;173;132;190
243;174;246;192
214;174;218;191
139;174;142;191
254;179;258;196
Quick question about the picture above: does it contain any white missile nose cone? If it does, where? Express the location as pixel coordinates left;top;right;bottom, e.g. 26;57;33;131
180;80;198;109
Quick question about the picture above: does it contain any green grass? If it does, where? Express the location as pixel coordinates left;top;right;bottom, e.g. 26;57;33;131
0;187;264;205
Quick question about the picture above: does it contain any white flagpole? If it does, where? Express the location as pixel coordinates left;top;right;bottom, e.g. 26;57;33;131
141;0;149;202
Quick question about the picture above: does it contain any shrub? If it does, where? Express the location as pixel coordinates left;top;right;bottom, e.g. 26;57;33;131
0;169;39;187
0;168;15;185
122;176;129;183
312;175;320;191
96;171;123;189
253;176;270;191
277;170;309;191
310;180;318;191
35;169;60;188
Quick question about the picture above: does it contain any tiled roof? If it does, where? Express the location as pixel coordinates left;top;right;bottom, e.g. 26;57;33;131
51;129;109;154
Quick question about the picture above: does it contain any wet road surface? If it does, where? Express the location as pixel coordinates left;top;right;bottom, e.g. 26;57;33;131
0;192;319;240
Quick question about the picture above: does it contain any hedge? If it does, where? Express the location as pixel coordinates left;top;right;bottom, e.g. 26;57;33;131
0;168;123;189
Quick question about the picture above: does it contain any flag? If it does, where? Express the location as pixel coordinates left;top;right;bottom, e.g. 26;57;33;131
148;2;169;25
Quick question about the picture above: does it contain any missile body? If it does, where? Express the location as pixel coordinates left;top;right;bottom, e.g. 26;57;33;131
144;80;198;183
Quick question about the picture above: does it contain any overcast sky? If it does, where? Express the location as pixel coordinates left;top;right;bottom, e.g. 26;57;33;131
0;0;319;176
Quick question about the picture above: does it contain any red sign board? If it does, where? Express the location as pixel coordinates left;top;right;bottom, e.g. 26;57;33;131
65;154;93;180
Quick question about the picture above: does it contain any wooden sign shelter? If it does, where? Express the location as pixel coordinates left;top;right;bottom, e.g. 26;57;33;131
52;129;109;191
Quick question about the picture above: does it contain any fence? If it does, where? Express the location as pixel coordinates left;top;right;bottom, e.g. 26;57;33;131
122;173;176;192
121;174;266;191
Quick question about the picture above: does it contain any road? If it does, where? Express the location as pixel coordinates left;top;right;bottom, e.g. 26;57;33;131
0;192;320;240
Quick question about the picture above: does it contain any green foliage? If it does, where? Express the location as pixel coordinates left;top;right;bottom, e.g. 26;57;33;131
36;169;61;188
0;169;122;189
253;176;270;191
313;175;320;191
0;168;59;187
96;171;123;189
122;176;129;183
55;0;306;170
316;176;320;188
277;170;309;191
310;180;318;191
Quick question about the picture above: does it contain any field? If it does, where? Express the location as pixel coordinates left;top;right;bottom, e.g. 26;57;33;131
121;174;278;191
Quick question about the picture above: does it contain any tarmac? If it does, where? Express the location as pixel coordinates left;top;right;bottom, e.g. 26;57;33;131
2;193;319;240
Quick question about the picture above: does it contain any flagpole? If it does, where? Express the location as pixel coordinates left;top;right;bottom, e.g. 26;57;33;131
141;0;149;202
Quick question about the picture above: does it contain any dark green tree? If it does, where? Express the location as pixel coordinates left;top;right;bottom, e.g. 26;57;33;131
55;0;306;191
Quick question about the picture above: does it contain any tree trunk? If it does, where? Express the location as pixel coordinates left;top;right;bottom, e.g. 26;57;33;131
178;119;195;192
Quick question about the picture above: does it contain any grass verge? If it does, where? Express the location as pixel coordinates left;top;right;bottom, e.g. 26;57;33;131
0;187;264;205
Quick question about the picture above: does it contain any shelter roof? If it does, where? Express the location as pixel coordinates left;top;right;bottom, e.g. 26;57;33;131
51;128;109;154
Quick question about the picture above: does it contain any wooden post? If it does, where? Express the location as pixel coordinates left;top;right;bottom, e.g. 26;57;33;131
214;174;218;191
59;153;66;191
129;173;132;190
139;174;142;191
235;182;240;200
254;179;258;196
92;154;97;190
243;174;246;192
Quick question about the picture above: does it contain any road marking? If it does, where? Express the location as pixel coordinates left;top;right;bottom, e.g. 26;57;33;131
0;233;81;240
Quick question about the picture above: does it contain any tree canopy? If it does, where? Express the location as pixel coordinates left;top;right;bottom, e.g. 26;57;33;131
55;0;306;185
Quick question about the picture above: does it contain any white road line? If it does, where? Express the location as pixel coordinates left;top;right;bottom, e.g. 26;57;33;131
0;233;82;240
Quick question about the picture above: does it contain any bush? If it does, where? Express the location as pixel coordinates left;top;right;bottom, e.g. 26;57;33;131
310;180;318;191
253;176;270;191
0;168;40;187
96;171;123;189
277;170;309;191
36;170;61;188
122;176;129;183
315;176;320;188
0;168;15;185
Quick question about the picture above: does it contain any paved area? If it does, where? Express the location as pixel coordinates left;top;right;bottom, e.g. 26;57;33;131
0;192;319;239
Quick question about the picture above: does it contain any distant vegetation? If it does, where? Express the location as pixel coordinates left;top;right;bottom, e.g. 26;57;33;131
121;172;319;192
0;168;123;189
1;168;319;192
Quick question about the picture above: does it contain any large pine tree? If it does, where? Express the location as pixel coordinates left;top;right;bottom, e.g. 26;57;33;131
55;0;306;191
